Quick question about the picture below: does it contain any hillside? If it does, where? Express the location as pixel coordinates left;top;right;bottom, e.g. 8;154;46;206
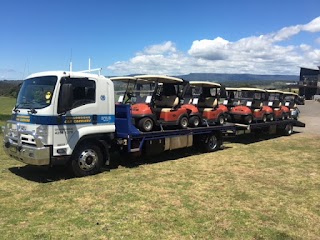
178;73;299;82
0;80;22;97
0;73;299;97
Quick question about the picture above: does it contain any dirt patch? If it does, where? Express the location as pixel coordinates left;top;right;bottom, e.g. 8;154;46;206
295;100;320;135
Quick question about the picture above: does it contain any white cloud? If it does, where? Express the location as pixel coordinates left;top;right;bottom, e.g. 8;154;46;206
108;16;320;75
302;16;320;32
188;37;230;60
140;41;176;55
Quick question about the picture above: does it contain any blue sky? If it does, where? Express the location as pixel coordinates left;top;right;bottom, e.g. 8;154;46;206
1;0;320;79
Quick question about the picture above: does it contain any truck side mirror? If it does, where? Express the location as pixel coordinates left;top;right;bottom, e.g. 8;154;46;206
58;84;73;114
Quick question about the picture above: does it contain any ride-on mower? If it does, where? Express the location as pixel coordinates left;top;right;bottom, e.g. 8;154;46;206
265;90;286;121
283;91;300;120
181;81;227;126
229;88;268;124
111;75;190;132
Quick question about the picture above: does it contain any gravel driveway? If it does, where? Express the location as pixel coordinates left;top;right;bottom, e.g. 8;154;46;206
295;100;320;135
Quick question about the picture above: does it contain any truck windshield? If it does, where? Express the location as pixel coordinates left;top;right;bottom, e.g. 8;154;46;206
16;76;57;109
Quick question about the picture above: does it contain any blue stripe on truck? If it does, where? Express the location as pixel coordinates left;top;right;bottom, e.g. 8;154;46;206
11;114;115;125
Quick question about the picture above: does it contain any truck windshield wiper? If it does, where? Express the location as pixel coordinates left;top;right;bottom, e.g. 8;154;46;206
28;108;38;114
13;104;21;113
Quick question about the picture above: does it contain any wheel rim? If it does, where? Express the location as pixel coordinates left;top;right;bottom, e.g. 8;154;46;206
144;119;153;131
219;116;224;125
194;117;200;126
181;117;188;128
286;125;293;134
270;115;274;121
247;116;252;124
208;135;218;150
78;149;98;171
263;115;267;122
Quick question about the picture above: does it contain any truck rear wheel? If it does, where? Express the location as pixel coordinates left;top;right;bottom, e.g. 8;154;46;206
70;142;103;177
195;133;221;152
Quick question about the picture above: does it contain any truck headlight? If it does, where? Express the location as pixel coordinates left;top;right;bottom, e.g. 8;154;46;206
36;125;49;145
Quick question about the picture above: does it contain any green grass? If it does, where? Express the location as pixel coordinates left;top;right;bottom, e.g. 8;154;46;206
0;96;15;126
0;133;320;239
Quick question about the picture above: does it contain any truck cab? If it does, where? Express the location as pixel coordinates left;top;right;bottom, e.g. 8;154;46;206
3;71;115;176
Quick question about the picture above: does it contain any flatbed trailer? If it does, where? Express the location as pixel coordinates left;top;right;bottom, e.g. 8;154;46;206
114;104;237;156
233;119;305;136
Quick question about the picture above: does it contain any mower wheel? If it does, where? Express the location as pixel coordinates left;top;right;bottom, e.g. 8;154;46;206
138;117;154;132
179;116;189;129
189;116;200;127
244;115;253;124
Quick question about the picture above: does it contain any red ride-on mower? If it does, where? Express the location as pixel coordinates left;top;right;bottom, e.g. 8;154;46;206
181;81;227;126
265;90;286;120
112;75;190;132
229;88;268;124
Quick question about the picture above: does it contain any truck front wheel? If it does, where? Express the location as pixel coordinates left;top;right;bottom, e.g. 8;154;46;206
70;142;104;177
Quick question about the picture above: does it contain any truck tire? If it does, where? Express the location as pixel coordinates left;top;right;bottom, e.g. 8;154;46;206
189;116;200;127
203;134;221;152
179;115;189;129
70;142;104;177
138;117;154;132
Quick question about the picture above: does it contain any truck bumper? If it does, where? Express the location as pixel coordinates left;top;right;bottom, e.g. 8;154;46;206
3;140;50;166
3;122;50;166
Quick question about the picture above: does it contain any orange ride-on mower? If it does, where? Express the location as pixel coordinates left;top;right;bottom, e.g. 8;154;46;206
181;81;227;126
133;75;190;131
265;90;286;120
112;75;190;132
229;88;268;124
222;87;241;121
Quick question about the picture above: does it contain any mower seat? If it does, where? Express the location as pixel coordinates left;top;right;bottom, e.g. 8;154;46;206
155;96;179;112
198;97;218;111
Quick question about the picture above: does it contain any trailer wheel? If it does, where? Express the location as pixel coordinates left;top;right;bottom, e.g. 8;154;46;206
179;116;189;129
217;114;225;125
138;117;154;132
189;116;200;127
70;142;103;177
203;133;221;152
283;124;293;136
244;115;253;124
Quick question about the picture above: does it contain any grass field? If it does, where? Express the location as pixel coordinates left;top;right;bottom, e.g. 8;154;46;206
0;96;320;239
0;133;319;239
0;96;15;127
